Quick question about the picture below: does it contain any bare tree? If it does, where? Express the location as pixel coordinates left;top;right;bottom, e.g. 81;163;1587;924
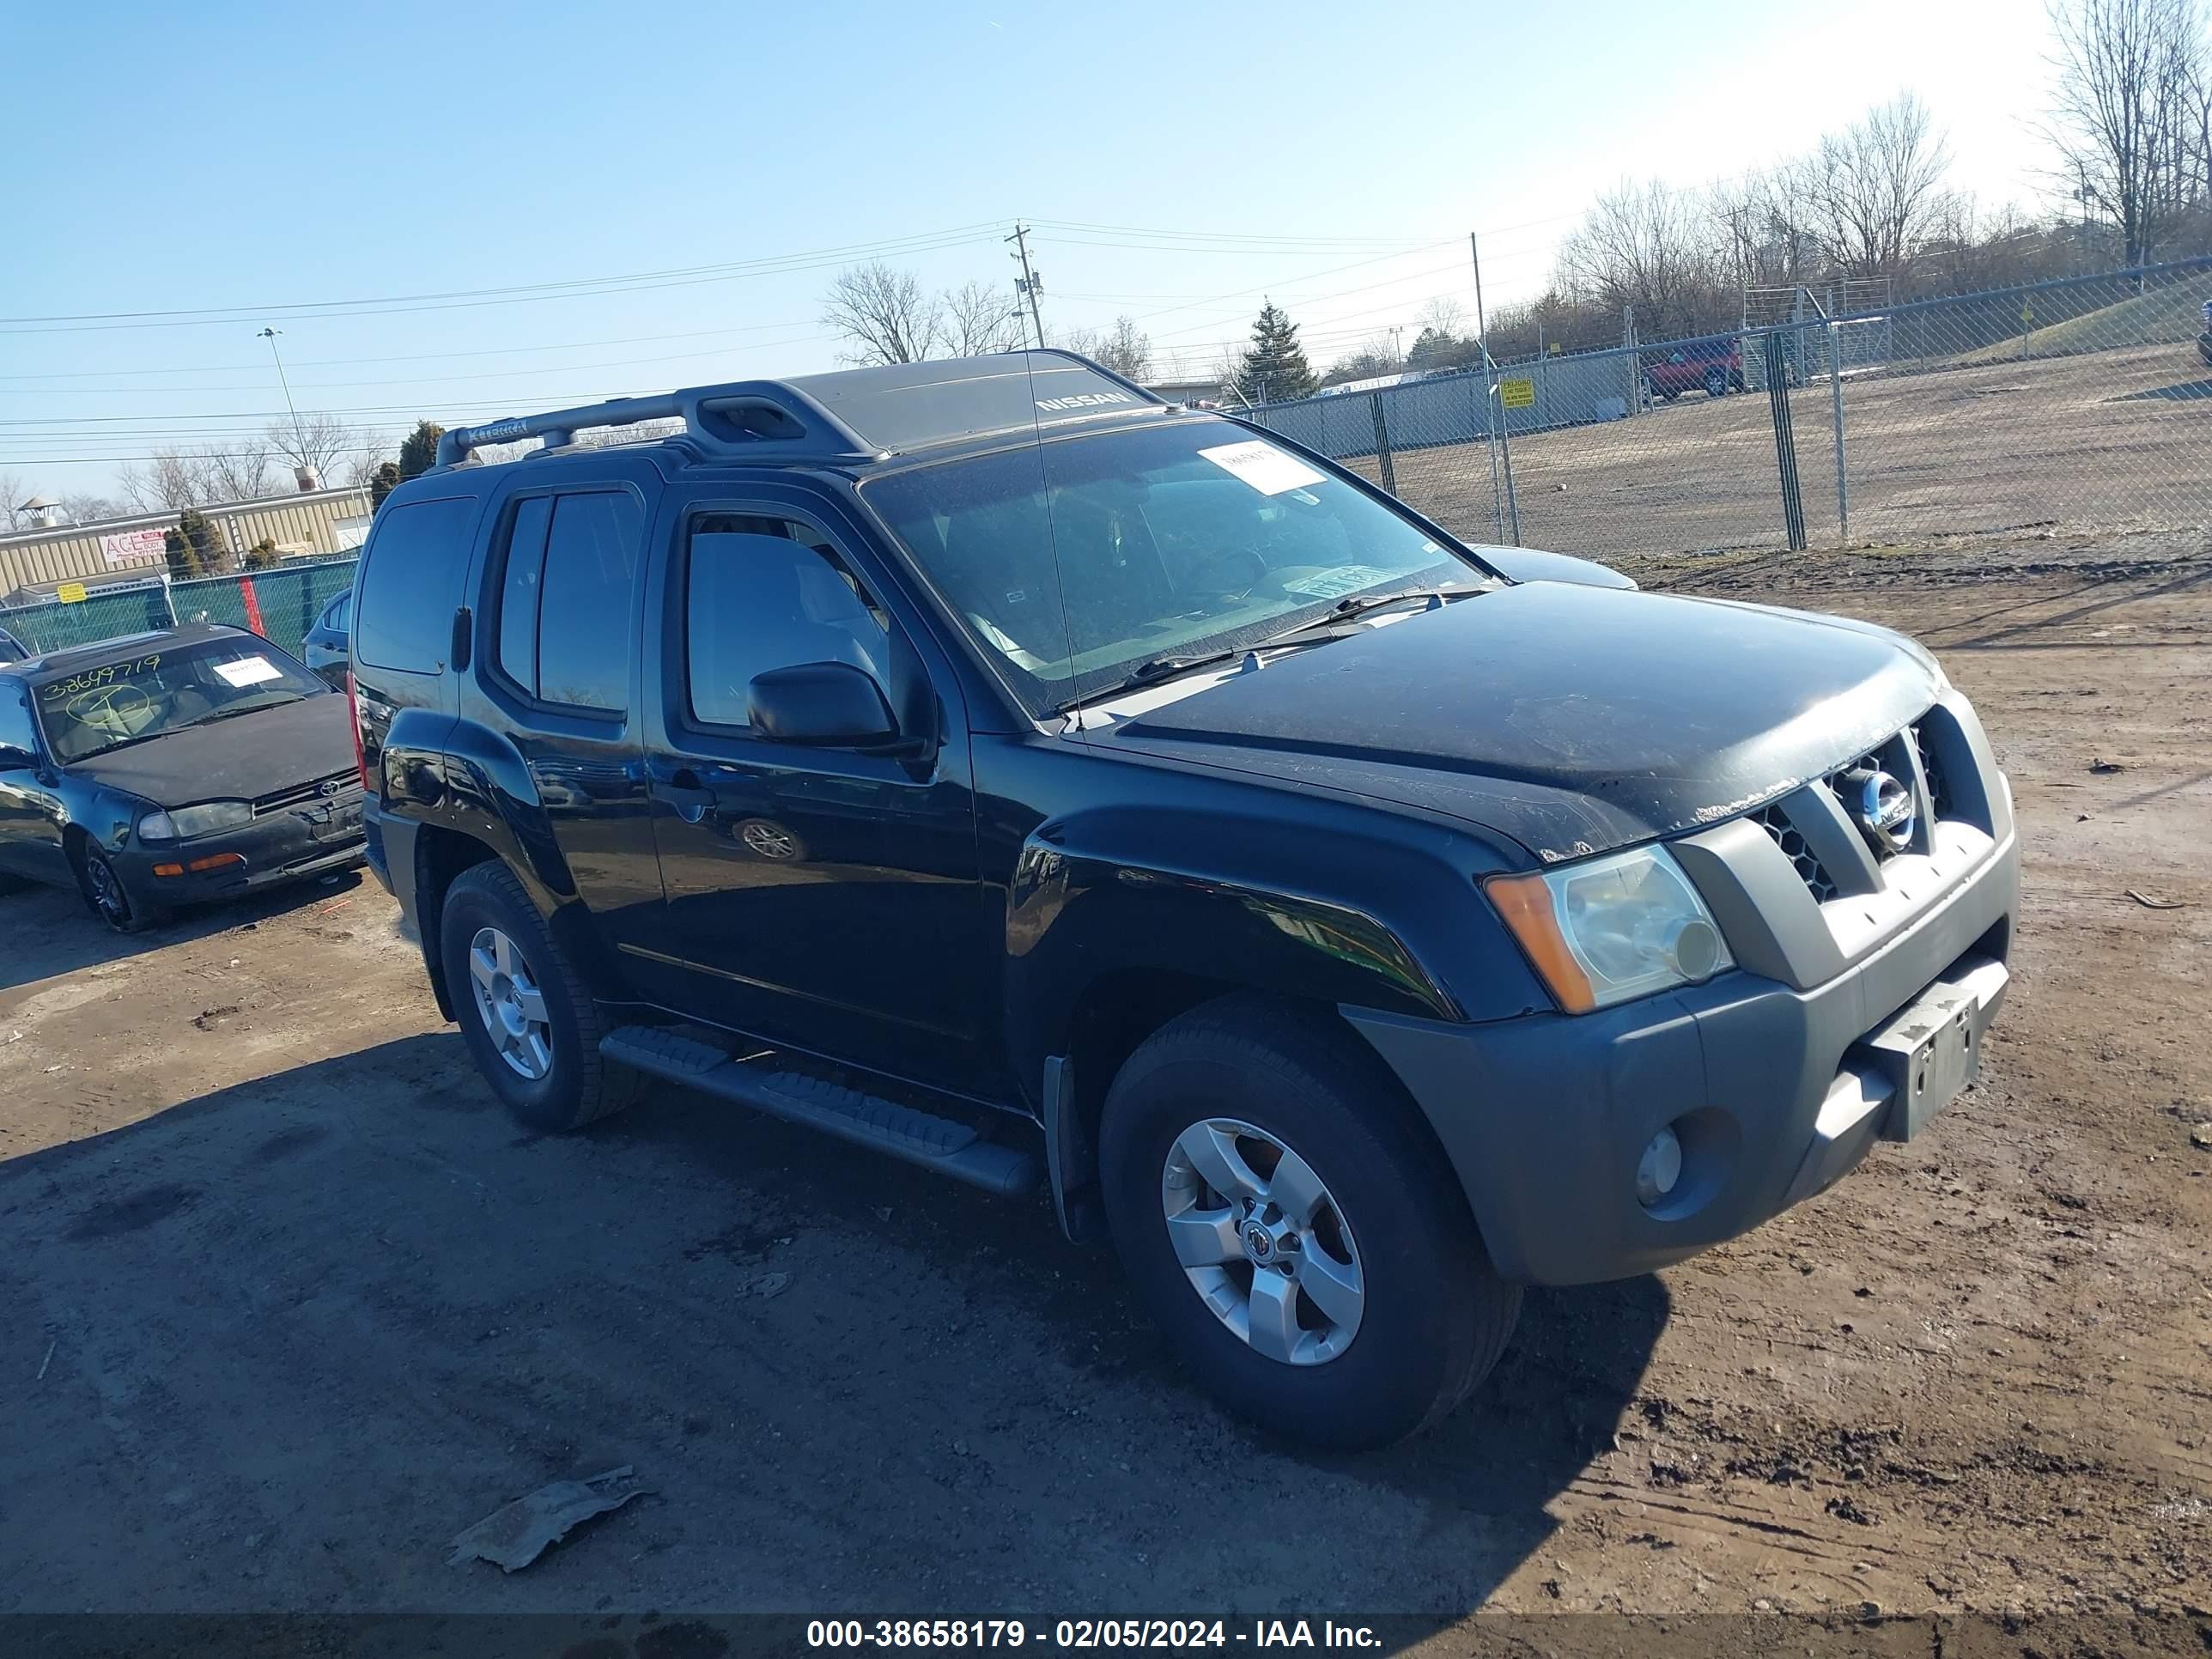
821;261;944;365
1709;163;1825;290
1556;178;1726;339
2046;0;2202;267
60;491;121;525
1094;315;1154;381
1415;297;1468;339
264;412;361;488
209;444;278;502
1802;93;1954;278
0;472;27;533
942;279;1025;356
118;448;214;513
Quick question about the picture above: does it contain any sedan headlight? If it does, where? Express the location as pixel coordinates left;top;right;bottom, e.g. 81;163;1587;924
138;800;252;842
1486;845;1733;1013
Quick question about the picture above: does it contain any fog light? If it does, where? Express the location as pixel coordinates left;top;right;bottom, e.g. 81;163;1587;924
1636;1125;1684;1207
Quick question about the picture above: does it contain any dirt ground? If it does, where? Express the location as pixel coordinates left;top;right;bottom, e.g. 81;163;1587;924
1365;340;2212;562
1;532;2208;1642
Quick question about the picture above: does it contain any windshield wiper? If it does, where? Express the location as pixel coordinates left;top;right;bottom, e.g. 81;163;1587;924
1067;586;1478;711
191;698;301;726
1112;647;1248;694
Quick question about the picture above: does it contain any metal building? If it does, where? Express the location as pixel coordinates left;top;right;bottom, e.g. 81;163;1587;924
1;485;374;602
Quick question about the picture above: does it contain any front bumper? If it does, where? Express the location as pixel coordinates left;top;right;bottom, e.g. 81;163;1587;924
1347;823;2017;1285
1349;662;2021;1290
117;795;367;906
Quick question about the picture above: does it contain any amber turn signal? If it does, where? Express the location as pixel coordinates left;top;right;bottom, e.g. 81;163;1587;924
1484;871;1596;1015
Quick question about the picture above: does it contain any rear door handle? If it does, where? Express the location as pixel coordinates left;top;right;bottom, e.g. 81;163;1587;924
653;768;715;822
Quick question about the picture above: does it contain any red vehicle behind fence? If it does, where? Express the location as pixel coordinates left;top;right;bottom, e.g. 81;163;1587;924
1644;338;1746;401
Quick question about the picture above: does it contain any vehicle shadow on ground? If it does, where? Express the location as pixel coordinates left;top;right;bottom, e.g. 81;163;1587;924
3;1035;1666;1616
1935;556;2212;651
0;870;368;995
2108;376;2212;402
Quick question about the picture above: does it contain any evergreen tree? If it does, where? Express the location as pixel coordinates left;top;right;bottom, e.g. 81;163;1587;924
398;420;445;482
1231;301;1318;405
368;460;403;510
163;508;227;579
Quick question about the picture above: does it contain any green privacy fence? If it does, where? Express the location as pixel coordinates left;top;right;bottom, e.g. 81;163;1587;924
0;556;358;662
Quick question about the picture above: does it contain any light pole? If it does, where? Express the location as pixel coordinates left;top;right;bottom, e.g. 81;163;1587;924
258;326;309;476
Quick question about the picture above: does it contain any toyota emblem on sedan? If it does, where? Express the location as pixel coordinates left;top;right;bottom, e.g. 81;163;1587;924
1856;769;1917;854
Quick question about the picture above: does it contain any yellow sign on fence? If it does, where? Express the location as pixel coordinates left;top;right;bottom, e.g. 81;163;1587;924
1499;378;1535;409
56;582;88;605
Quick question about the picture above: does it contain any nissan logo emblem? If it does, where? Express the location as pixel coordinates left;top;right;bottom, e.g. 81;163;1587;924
1855;768;1917;854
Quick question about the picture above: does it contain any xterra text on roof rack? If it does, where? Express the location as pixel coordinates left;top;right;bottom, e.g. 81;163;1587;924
349;351;2016;1448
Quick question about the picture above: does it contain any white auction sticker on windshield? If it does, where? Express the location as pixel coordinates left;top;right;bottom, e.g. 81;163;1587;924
213;655;282;687
1282;564;1399;600
1198;440;1328;495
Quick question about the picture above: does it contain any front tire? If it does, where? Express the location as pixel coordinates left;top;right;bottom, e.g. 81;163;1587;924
74;843;166;933
1098;997;1520;1449
440;862;643;1132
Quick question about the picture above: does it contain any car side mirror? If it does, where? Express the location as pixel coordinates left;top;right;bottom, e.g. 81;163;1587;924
748;662;899;748
0;744;35;771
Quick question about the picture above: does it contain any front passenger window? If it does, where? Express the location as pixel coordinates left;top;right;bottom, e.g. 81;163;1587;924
684;517;890;731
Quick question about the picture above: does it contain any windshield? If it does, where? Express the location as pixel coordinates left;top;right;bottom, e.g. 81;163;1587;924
33;635;327;764
861;419;1492;714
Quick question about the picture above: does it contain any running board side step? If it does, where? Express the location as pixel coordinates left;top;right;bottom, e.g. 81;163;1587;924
599;1026;1040;1199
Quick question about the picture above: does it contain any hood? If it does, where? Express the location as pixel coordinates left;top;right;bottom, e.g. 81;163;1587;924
1106;582;1941;865
64;691;354;806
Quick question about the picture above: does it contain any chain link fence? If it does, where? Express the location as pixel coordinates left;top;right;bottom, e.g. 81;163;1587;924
1241;256;2212;561
0;556;357;662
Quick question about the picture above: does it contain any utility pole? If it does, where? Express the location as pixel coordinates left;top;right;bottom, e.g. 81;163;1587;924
1469;230;1519;544
1006;222;1047;349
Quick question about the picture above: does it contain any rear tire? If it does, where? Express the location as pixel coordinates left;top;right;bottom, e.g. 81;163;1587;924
1098;996;1520;1449
440;862;644;1132
1705;368;1728;398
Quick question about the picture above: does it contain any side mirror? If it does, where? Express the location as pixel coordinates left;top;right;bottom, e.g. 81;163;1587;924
0;744;36;771
748;662;898;748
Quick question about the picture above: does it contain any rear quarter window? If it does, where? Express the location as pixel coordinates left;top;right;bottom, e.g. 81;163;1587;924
356;495;479;672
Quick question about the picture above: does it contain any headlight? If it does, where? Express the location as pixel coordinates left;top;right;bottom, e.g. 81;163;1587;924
1486;845;1733;1013
138;800;252;842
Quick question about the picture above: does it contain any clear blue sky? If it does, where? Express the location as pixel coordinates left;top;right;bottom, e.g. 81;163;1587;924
3;0;2052;501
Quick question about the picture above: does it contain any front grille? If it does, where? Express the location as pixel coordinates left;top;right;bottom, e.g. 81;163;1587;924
253;770;361;816
1911;725;1952;819
1755;803;1838;902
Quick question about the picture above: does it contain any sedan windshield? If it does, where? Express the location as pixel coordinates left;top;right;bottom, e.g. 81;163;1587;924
861;419;1492;714
33;636;327;763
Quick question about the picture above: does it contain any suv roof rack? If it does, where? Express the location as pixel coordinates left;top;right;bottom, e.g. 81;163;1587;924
434;350;1170;471
434;381;875;470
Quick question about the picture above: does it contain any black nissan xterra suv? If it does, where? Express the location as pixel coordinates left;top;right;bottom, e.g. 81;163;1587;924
353;352;2017;1449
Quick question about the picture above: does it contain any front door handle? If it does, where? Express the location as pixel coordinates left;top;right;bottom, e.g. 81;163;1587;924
653;769;715;823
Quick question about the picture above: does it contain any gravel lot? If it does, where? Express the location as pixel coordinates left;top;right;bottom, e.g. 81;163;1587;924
1;533;2207;1644
1362;342;2212;559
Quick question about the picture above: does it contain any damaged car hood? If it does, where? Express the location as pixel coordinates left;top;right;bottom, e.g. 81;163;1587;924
1103;581;1942;864
63;692;355;806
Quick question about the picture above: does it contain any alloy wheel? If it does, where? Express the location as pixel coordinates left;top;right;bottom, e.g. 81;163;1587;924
467;926;553;1080
1159;1117;1365;1366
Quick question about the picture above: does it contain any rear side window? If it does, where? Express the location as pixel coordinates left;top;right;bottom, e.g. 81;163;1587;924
0;681;36;757
356;496;477;672
494;490;641;714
